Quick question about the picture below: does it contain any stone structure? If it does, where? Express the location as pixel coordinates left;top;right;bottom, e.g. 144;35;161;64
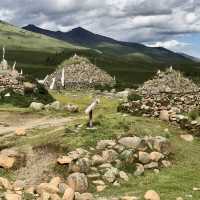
118;68;200;135
44;55;115;90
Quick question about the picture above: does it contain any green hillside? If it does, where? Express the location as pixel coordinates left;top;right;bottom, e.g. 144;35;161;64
1;21;200;88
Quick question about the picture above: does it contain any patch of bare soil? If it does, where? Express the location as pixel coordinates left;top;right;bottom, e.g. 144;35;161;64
14;145;61;186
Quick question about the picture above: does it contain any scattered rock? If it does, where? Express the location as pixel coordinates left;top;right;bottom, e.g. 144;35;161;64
180;134;194;142
138;151;150;164
119;171;129;181
30;102;44;111
144;190;160;200
118;137;142;149
0;154;15;169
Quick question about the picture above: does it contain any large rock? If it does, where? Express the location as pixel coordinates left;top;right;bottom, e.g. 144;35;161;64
64;104;79;113
49;101;61;110
144;190;160;200
96;140;116;150
71;158;91;173
0;154;15;169
91;155;105;166
149;152;164;162
102;150;118;163
67;173;88;193
75;193;94;200
29;102;44;111
103;167;118;183
0;177;12;190
138;151;150;164
62;186;75;200
153;137;171;155
118;137;142;149
159;110;169;121
36;183;59;194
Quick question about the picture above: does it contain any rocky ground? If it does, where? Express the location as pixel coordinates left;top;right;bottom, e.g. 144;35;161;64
0;91;199;199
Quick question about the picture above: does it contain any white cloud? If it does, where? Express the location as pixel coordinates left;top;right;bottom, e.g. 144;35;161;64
146;40;190;51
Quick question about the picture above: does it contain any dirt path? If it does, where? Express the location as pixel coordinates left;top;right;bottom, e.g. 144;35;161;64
0;112;76;136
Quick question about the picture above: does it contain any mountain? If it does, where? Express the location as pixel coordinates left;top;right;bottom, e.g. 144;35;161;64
23;24;190;63
1;20;200;88
179;53;200;62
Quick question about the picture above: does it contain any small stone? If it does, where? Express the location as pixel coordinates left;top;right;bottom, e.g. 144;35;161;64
144;162;158;169
144;190;160;200
4;192;21;200
67;172;88;193
92;180;105;186
57;156;73;164
154;169;160;174
15;128;26;136
113;181;120;187
62;186;75;200
159;110;169;121
102;150;118;163
121;196;138;200
118;137;142;149
103;167;118;183
0;154;15;169
134;163;144;176
96;185;107;192
0;177;12;190
30;102;44;111
36;183;59;194
162;160;171;168
96;140;116;150
138;151;150;164
119;171;129;181
193;187;200;191
180;134;194;142
91;155;104;166
176;197;183;200
149;152;164;162
75;193;94;200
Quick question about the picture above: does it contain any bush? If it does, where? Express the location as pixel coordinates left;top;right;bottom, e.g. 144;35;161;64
188;109;200;120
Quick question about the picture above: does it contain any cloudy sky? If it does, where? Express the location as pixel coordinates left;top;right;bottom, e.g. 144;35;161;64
0;0;200;57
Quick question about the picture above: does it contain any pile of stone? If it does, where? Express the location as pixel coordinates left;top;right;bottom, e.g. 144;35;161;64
118;68;200;135
0;136;169;199
57;135;171;194
44;54;115;90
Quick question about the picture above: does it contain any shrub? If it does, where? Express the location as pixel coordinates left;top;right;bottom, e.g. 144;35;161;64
128;91;142;102
188;109;200;120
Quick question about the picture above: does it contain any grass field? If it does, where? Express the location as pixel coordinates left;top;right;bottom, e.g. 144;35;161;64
0;91;200;199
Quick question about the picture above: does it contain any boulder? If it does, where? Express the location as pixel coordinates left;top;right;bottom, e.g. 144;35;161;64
0;177;12;190
103;167;118;183
67;173;88;193
30;102;44;111
134;163;144;176
119;171;129;182
149;152;164;162
49;101;61;110
102;150;118;163
0;154;15;169
180;134;194;142
4;192;21;200
36;183;59;194
91;155;105;166
138;151;150;164
96;140;116;150
71;158;91;173
62;186;75;200
64;104;79;113
57;156;73;164
159;110;169;121
144;190;160;200
75;193;93;200
118;137;142;149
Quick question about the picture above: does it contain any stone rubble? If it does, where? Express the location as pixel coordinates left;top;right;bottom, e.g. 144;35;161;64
118;68;200;135
0;136;170;199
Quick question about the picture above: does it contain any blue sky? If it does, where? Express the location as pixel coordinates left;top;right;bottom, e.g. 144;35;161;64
0;0;199;58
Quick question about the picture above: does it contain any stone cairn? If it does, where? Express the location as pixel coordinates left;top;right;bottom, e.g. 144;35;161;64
0;47;36;97
44;54;115;90
118;68;200;135
0;136;170;199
